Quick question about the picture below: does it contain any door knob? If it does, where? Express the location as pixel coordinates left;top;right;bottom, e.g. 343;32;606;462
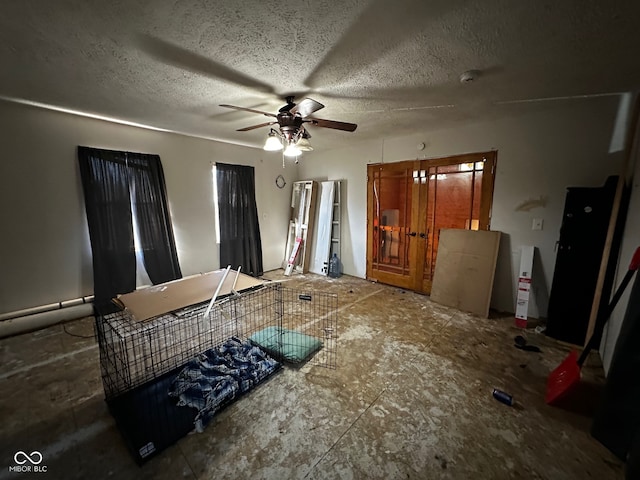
406;232;417;237
419;232;426;238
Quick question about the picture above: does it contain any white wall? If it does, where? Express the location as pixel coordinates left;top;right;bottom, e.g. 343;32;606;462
0;101;295;314
0;96;629;320
293;141;382;277
298;97;624;316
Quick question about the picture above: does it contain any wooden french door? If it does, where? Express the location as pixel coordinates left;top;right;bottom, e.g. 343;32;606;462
366;151;497;294
366;161;417;289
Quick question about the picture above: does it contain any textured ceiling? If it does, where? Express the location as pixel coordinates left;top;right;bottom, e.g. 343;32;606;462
1;0;639;152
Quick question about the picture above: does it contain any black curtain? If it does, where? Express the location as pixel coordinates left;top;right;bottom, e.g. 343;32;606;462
78;147;182;314
127;153;182;284
78;147;136;314
216;163;263;276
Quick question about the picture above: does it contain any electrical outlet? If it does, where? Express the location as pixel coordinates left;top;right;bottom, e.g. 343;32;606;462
532;218;543;231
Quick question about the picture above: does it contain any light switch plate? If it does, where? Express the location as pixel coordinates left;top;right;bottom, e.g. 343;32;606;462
532;218;543;231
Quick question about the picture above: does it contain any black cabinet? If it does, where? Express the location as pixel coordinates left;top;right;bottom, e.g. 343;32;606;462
545;176;618;345
591;272;640;465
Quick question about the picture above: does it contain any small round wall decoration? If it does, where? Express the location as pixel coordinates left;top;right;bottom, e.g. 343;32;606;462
275;174;286;189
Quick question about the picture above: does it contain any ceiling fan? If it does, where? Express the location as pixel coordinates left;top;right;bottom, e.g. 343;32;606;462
219;96;357;154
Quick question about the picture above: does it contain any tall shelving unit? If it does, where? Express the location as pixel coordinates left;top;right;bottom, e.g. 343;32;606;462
329;180;341;264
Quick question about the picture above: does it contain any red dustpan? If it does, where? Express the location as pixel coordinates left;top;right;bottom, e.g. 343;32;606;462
545;246;640;405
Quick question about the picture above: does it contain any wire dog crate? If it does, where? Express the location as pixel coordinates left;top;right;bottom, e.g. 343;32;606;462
95;283;337;463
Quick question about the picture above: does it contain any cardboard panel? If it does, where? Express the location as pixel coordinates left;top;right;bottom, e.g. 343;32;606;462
114;269;264;321
430;229;501;318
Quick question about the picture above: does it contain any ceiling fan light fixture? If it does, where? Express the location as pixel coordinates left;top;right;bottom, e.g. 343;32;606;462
296;136;313;152
221;97;357;158
283;143;302;157
263;130;283;151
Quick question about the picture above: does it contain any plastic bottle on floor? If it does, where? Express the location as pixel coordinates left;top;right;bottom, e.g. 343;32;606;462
492;388;514;406
328;253;341;278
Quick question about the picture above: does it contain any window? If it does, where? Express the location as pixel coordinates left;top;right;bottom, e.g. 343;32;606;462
211;164;221;245
78;146;182;313
214;163;263;277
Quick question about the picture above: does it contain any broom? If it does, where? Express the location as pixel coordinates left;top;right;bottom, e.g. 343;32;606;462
545;246;640;405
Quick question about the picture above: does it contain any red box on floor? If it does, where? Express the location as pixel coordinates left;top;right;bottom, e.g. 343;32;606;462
515;246;535;328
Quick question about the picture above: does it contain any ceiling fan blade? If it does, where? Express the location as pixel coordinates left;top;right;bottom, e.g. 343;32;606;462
136;34;275;94
290;98;325;118
307;118;358;132
220;104;277;118
237;121;277;132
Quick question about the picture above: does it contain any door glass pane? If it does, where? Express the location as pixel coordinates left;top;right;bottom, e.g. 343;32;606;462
371;167;413;274
472;169;483;229
424;162;484;281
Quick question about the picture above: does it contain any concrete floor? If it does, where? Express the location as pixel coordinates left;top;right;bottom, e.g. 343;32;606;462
0;272;625;479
